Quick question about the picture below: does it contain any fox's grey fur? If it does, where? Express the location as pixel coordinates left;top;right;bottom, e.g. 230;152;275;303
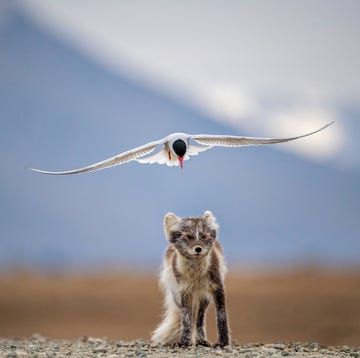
152;211;230;348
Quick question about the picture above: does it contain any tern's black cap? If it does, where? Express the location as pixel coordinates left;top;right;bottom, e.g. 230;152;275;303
172;139;186;158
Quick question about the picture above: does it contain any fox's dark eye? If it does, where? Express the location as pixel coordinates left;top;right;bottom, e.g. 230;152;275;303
170;231;182;243
201;234;213;245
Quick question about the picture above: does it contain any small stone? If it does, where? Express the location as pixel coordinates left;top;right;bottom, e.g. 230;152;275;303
31;334;47;343
281;350;290;356
134;339;146;346
238;348;251;353
93;345;107;354
225;346;234;353
273;344;286;350
262;346;277;354
87;337;97;344
308;342;320;351
94;337;105;345
28;344;38;351
136;350;147;358
350;353;359;358
6;353;17;358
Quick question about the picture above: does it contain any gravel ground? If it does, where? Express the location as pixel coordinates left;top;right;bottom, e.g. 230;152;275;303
1;334;359;358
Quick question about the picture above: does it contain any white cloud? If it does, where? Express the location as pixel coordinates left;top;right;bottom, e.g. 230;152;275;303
194;84;260;123
18;1;360;100
266;108;344;161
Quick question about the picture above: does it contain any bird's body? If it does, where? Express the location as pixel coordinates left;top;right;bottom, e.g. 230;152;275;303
30;122;334;175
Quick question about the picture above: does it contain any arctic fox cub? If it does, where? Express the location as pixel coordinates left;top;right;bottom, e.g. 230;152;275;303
152;211;230;348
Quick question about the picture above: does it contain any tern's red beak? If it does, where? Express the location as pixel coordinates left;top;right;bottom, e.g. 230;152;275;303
178;157;183;169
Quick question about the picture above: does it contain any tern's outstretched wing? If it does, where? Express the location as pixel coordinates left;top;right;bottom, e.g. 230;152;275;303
191;122;334;147
185;144;213;158
30;138;166;175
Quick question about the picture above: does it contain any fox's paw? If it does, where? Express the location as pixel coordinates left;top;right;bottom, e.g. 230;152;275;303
196;339;211;347
173;340;191;348
213;341;230;349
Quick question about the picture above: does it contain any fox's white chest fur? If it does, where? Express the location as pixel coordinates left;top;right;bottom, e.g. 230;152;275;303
152;211;230;348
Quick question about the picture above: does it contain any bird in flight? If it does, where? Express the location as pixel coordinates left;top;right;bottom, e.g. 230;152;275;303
30;121;334;175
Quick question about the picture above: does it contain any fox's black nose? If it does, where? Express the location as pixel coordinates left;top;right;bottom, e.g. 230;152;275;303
194;247;202;254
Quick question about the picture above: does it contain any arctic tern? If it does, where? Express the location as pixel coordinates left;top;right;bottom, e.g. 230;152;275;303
30;121;334;174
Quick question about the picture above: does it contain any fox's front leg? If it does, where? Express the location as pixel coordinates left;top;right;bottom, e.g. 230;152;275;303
196;297;211;347
179;292;193;347
212;285;230;348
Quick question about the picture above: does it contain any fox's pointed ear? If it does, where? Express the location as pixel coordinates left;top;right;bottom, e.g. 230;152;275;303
204;210;219;231
164;212;181;239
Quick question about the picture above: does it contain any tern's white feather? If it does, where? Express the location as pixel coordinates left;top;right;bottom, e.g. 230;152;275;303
137;148;180;166
191;121;334;147
30;122;334;174
186;144;213;156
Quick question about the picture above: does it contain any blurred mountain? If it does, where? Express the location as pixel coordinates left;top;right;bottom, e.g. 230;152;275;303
0;5;359;271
